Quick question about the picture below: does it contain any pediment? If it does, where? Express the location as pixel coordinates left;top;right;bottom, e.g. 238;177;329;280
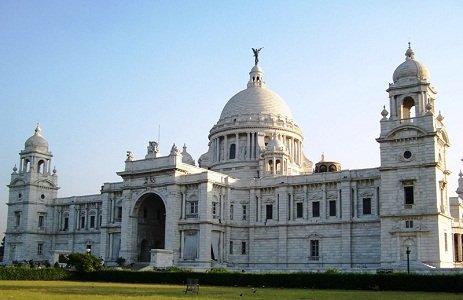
9;179;26;187
385;125;427;140
35;180;55;188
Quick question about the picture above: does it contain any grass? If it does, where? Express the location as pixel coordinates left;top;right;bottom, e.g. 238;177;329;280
0;280;463;300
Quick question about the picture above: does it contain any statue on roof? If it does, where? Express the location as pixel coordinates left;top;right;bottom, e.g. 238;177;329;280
252;47;263;65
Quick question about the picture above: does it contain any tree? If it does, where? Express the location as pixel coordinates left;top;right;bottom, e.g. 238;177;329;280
66;253;102;273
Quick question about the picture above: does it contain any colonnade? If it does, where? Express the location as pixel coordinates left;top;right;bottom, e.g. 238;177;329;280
210;132;303;164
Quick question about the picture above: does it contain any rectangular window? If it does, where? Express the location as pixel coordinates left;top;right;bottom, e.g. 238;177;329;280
312;201;320;218
37;243;43;255
405;220;414;228
187;201;198;218
241;241;246;255
404;186;414;205
242;205;247;220
296;202;303;218
81;216;86;229
90;215;96;228
266;204;273;220
116;207;122;220
230;204;234;220
63;217;69;231
38;215;45;228
310;240;319;260
229;241;233;255
212;202;218;218
15;212;21;226
362;198;372;215
329;200;336;217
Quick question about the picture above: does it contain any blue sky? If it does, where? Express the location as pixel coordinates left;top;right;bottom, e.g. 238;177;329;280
1;1;462;238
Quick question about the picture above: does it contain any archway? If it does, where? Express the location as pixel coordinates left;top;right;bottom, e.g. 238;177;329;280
136;193;166;262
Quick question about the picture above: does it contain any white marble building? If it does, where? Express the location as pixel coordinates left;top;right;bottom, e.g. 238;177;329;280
4;45;463;271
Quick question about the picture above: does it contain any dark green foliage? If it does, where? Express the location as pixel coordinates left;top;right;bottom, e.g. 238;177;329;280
116;256;125;267
66;253;102;273
0;237;4;261
75;270;463;293
0;266;69;280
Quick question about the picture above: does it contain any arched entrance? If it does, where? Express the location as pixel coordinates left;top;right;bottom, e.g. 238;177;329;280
136;193;166;262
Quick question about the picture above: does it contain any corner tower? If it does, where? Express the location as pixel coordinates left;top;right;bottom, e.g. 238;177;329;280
4;126;59;264
199;49;312;178
377;45;453;268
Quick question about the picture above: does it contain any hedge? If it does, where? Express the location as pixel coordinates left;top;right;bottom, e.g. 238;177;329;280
76;270;463;293
0;266;69;280
1;267;462;293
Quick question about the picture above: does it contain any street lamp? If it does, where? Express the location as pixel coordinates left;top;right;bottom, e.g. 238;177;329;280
406;246;411;274
86;248;91;256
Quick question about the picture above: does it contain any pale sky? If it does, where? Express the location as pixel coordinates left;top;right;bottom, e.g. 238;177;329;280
1;1;462;239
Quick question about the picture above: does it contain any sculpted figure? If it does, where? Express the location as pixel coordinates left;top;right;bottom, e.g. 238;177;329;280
126;151;134;161
252;47;263;65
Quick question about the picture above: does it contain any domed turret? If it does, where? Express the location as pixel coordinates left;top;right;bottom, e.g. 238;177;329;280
266;135;286;152
181;144;195;166
314;154;341;173
392;43;430;84
25;125;49;152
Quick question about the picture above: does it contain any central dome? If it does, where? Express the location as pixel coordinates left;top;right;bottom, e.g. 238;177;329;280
218;64;293;122
219;86;293;121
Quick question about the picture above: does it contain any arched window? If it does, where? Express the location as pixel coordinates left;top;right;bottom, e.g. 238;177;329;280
275;160;281;173
402;97;415;119
38;160;45;175
268;160;273;172
329;164;337;172
25;159;31;172
319;165;327;173
229;144;236;159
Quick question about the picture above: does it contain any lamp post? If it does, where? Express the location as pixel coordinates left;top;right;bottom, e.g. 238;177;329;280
406;246;411;274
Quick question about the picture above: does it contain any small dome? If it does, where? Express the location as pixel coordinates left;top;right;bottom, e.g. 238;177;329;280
314;154;341;173
266;138;286;152
25;126;48;152
392;45;430;83
181;144;195;166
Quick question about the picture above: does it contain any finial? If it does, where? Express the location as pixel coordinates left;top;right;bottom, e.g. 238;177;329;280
12;164;17;173
252;47;263;65
35;123;42;136
321;153;325;162
437;110;444;122
381;105;389;119
405;43;415;60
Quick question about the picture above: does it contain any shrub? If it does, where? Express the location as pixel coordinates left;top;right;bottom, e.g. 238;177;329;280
116;257;126;267
67;253;102;273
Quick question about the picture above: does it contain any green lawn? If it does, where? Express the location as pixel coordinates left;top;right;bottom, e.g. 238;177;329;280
0;280;462;300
